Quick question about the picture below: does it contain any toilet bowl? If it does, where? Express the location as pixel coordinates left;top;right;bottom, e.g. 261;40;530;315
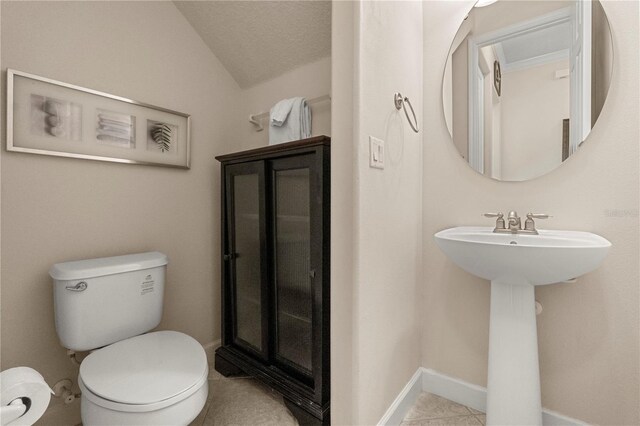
78;331;208;426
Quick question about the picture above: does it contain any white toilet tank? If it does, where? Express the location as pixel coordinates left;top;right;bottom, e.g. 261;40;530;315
50;252;168;351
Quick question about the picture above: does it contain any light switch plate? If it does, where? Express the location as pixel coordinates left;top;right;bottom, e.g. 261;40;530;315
369;136;384;169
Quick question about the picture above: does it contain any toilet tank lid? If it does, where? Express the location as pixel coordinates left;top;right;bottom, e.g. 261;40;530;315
49;252;168;281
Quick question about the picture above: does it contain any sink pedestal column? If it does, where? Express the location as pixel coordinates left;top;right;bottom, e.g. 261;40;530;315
486;281;542;426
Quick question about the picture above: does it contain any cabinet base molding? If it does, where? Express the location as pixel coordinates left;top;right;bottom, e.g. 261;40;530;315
214;351;245;377
284;397;330;426
215;346;330;425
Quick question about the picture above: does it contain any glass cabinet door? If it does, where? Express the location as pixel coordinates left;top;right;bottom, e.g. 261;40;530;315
271;156;316;378
225;162;267;358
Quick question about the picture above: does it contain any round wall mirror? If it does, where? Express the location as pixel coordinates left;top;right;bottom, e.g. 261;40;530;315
442;0;613;181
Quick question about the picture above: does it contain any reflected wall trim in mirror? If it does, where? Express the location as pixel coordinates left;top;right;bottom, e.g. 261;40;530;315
442;0;613;182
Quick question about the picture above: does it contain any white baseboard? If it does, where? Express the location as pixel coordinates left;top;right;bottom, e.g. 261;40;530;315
377;368;424;426
421;368;487;415
379;367;588;426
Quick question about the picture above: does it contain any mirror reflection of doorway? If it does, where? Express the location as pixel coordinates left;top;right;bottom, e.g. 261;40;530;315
470;65;485;174
443;0;613;182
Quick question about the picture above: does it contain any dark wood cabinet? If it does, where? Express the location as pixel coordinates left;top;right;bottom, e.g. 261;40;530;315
215;136;330;425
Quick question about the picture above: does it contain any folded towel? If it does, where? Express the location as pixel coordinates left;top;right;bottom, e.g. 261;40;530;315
269;97;311;145
270;98;297;127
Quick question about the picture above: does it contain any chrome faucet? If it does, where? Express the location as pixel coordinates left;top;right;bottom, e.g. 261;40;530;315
507;211;521;232
483;212;505;232
523;213;551;234
484;211;550;235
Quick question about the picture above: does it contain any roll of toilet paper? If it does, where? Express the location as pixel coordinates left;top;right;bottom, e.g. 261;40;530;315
1;367;53;426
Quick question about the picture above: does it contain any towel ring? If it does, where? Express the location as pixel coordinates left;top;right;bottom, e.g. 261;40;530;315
394;93;419;133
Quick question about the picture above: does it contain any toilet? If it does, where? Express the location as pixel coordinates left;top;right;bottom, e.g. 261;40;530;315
50;252;208;425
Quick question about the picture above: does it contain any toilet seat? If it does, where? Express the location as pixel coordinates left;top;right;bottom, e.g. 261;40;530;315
79;330;208;412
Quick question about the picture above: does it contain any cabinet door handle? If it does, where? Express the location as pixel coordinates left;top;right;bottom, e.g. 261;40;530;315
223;253;238;261
309;270;316;278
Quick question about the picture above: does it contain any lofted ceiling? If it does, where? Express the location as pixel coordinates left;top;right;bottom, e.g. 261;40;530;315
174;1;331;89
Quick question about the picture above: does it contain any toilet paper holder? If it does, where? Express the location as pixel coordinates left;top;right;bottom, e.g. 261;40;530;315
1;367;54;426
52;379;77;405
1;379;79;425
1;398;29;425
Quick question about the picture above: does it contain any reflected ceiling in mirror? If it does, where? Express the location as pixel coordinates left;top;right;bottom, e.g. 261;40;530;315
442;0;612;181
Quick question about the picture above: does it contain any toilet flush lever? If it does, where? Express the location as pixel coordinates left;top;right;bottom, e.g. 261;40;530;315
65;281;88;292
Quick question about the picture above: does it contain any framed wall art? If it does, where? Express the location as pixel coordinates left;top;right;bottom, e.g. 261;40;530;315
6;69;191;169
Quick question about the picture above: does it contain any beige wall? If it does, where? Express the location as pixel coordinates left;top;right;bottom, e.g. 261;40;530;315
443;16;470;140
237;57;331;151
331;1;424;423
451;37;469;161
423;1;639;424
330;2;356;424
500;60;570;181
0;2;242;424
592;0;613;126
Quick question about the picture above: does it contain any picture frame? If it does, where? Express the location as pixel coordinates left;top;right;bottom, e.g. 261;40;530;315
7;69;191;169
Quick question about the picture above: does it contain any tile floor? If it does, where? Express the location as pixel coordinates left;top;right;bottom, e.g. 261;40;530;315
401;392;486;426
192;362;482;426
189;364;298;426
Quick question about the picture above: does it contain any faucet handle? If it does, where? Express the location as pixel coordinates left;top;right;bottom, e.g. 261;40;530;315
524;213;552;233
526;213;551;219
484;212;506;230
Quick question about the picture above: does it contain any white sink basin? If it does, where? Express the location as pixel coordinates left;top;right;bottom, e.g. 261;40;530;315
434;226;611;285
434;226;611;425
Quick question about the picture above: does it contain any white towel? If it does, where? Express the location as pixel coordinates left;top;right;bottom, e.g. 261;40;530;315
269;97;311;145
270;98;297;127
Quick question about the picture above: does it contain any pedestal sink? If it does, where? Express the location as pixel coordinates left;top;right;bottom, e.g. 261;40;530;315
434;226;611;425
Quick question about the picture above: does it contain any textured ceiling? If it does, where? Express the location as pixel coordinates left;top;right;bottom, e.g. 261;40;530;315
174;1;331;88
500;21;571;64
